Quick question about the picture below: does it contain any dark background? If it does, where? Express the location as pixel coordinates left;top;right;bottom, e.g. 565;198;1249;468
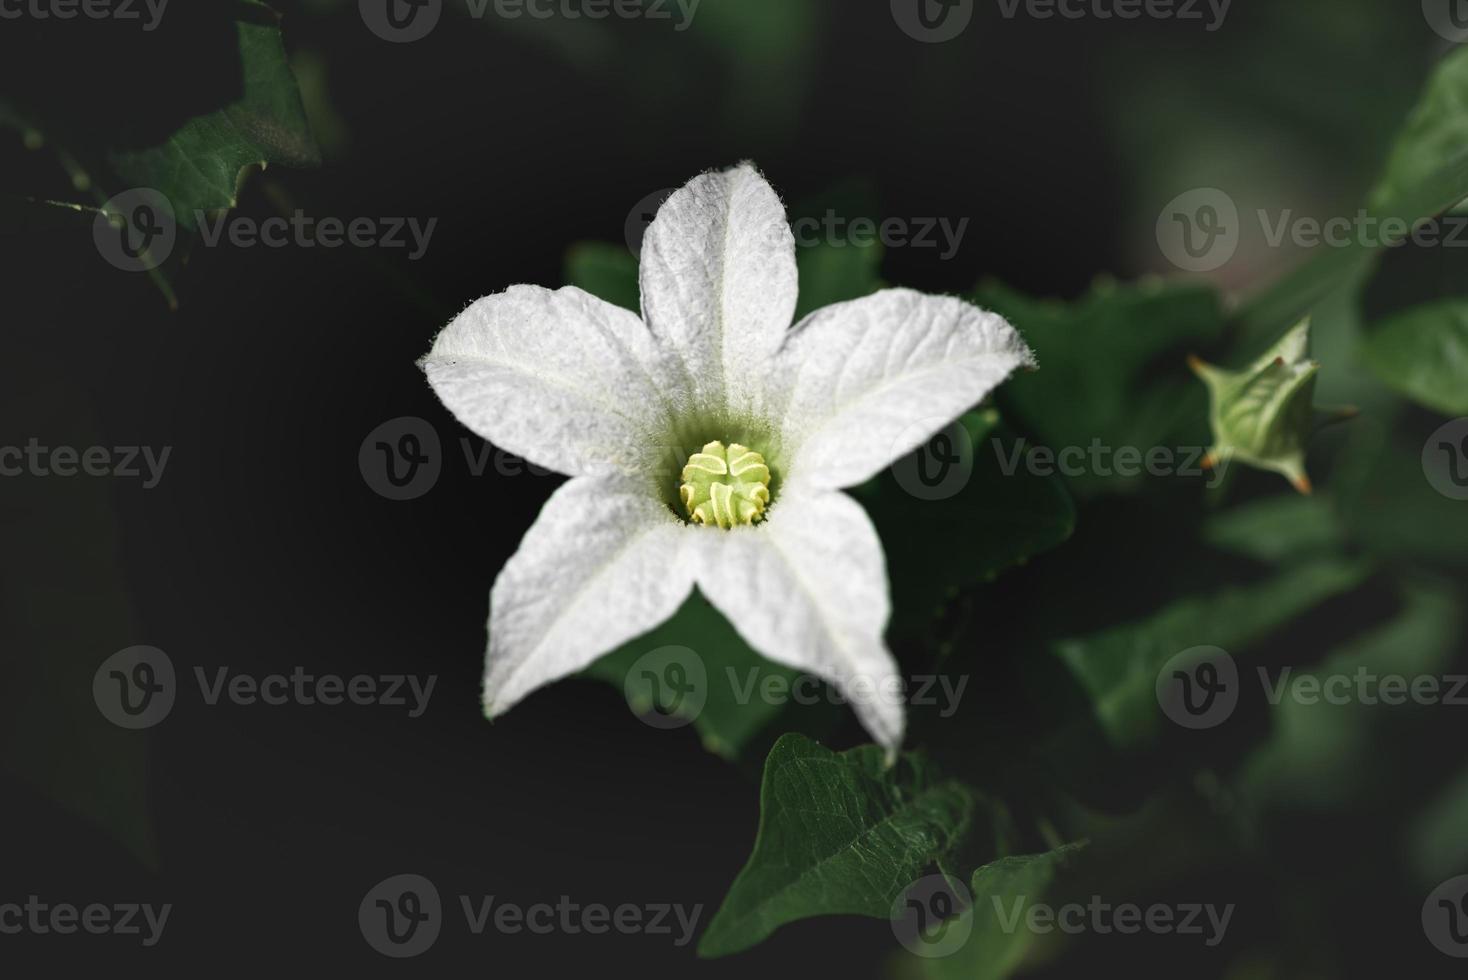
2;0;1464;975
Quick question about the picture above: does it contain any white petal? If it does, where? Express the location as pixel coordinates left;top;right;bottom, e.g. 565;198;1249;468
773;289;1034;490
639;163;798;414
692;490;904;753
484;476;696;716
421;285;678;477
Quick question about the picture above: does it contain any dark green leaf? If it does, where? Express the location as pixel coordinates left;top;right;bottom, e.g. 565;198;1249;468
1054;558;1370;750
1235;47;1468;343
699;734;980;958
1202;494;1344;564
971;279;1226;496
916;843;1089;980
867;410;1075;641
581;591;823;762
1360;299;1468;416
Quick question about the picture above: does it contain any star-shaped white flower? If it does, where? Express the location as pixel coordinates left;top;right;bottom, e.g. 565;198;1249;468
420;163;1033;754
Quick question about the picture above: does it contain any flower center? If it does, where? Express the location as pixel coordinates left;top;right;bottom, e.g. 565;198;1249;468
679;441;771;528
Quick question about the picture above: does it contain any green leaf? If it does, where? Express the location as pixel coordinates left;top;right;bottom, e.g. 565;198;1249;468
1333;417;1468;567
1239;579;1461;816
1235;47;1468;343
866;409;1075;641
699;734;980;958
1053;558;1371;751
1202;494;1344;564
1368;47;1468;215
104;2;317;231
1359;299;1468;416
581;592;827;762
564;241;640;312
916;843;1089;980
2;1;317;306
971;279;1226;496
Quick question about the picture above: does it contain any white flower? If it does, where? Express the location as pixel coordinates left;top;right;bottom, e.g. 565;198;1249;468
420;163;1033;754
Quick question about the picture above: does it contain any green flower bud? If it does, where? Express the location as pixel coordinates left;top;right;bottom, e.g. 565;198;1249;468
1189;319;1326;494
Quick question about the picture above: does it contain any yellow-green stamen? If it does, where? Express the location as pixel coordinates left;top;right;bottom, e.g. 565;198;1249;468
679;441;771;528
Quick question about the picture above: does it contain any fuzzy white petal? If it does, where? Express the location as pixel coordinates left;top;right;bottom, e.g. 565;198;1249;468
420;285;677;477
772;289;1034;490
483;476;696;716
639;163;798;415
692;490;904;753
